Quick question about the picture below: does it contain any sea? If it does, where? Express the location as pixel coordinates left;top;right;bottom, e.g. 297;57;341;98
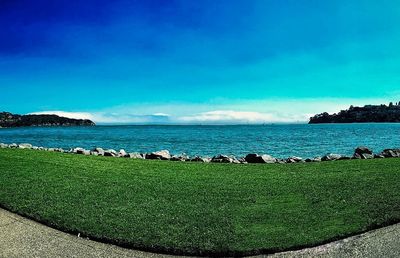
1;124;400;158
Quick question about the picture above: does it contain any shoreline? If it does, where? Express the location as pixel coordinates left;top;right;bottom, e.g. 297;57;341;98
1;142;399;164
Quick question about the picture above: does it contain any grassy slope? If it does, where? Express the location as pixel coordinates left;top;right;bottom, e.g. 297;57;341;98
0;148;399;256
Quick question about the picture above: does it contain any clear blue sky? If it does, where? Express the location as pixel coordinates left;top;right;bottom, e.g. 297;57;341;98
1;0;400;123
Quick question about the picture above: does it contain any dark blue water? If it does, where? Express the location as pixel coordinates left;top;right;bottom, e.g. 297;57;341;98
1;124;400;158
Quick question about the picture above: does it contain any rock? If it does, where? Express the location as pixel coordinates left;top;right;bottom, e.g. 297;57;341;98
128;153;144;159
104;149;117;157
145;150;171;160
286;156;303;163
31;146;39;150
91;148;105;156
322;154;342;161
354;153;374;159
211;154;237;163
354;146;373;156
374;154;385;159
305;157;322;162
18;143;32;149
171;154;189;161
9;143;18;148
231;157;241;164
338;156;351;160
238;157;248;164
90;151;99;156
312;157;322;162
244;154;277;164
118;149;129;158
362;153;374;159
354;146;374;159
273;159;285;164
381;149;400;158
73;147;86;154
0;143;8;148
190;156;211;163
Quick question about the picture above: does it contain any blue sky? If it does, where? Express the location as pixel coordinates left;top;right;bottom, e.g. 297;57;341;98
1;0;400;123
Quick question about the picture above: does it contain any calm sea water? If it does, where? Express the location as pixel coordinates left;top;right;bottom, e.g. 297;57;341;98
1;124;400;158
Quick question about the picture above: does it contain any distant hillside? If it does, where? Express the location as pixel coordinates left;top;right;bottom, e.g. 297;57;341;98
0;112;95;128
309;102;400;124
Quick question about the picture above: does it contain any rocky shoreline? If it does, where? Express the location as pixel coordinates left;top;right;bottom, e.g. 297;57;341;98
1;142;400;164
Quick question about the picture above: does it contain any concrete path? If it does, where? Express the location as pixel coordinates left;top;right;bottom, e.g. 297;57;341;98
1;208;399;258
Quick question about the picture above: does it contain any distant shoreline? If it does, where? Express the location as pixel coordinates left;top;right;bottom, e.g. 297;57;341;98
310;103;400;124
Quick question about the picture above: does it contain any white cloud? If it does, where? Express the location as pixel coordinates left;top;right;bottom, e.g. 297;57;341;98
29;96;399;124
152;113;170;117
178;110;307;124
29;111;94;120
29;111;171;124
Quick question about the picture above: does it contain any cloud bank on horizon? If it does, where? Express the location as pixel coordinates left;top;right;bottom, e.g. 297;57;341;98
29;97;395;124
2;0;400;124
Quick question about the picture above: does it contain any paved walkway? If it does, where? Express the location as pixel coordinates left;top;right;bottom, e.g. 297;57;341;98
1;208;399;258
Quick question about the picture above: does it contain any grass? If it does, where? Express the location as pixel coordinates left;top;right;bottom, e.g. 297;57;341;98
0;148;400;256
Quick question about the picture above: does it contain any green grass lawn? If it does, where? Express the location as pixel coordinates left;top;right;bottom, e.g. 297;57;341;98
0;148;399;256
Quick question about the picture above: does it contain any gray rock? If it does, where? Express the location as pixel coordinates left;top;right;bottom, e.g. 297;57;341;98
355;146;373;156
211;154;238;163
361;153;374;159
381;149;400;158
118;149;129;158
354;153;374;159
9;143;18;148
322;154;342;161
354;146;374;159
73;147;84;154
18;143;32;149
145;150;171;160
275;159;286;164
190;156;211;163
286;156;303;163
90;151;99;156
312;157;322;162
91;148;105;156
338;156;351;160
305;157;323;162
0;143;8;148
238;157;248;164
171;154;189;161
245;154;277;163
104;149;117;157
231;157;241;164
128;153;144;159
374;154;385;159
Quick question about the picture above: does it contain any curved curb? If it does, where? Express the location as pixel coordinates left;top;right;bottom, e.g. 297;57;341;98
254;222;400;258
0;208;178;258
1;208;399;258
